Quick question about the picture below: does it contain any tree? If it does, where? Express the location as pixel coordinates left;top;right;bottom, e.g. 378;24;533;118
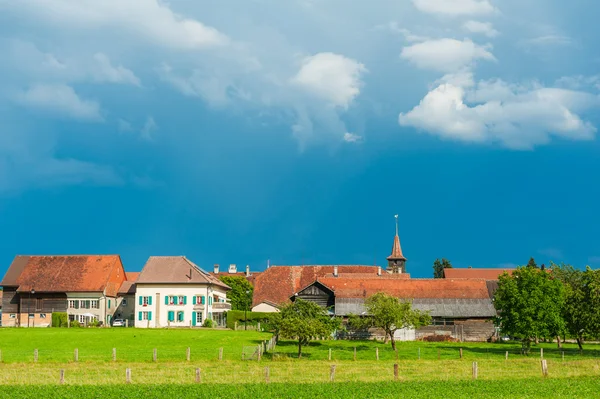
219;276;253;311
552;263;600;350
350;292;431;351
493;266;565;353
276;299;340;358
527;257;538;268
433;258;452;278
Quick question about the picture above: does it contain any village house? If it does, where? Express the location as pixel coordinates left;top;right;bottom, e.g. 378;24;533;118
114;272;140;325
0;255;130;327
251;224;504;342
134;256;231;328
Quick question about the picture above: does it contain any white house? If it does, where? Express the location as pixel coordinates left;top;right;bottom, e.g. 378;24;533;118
134;256;231;328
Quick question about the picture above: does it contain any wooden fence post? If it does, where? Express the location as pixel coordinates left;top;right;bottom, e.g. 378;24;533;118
153;348;157;362
34;349;38;363
505;351;508;360
219;347;223;361
353;347;357;361
113;348;117;362
540;348;544;359
376;347;379;361
541;359;548;377
186;347;191;362
59;369;65;384
265;366;270;383
330;365;336;382
418;348;420;360
394;363;399;381
126;368;131;384
258;345;262;361
472;362;478;380
562;351;565;361
328;348;332;361
459;348;463;359
234;321;237;330
195;368;201;383
74;348;78;362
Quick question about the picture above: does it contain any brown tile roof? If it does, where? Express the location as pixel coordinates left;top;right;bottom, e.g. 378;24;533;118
443;268;515;280
252;265;380;307
317;277;491;299
210;271;261;286
1;255;126;296
125;272;140;281
387;235;406;260
118;281;136;295
137;256;229;289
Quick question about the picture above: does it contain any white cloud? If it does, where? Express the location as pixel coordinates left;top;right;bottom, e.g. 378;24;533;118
556;75;600;91
343;132;363;143
412;0;497;16
521;35;573;47
4;0;228;50
398;77;599;149
16;84;102;121
374;22;430;42
401;39;495;73
463;21;499;38
290;52;367;109
140;116;158;140
92;53;141;86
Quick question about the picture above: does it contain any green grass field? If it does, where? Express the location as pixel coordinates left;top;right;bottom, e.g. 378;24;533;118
1;329;599;397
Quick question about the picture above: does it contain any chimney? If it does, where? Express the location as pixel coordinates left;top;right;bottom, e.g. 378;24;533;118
377;266;381;276
333;266;338;277
245;265;250;277
229;264;237;273
213;264;219;274
267;259;270;269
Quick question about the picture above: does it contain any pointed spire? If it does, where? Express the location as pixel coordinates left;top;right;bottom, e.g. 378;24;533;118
387;215;406;261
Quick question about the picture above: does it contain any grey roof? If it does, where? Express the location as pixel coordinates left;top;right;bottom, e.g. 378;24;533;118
137;256;229;289
335;297;496;318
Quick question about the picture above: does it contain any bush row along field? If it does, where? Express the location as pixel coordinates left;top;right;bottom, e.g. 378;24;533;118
1;378;599;399
1;359;599;385
0;329;599;363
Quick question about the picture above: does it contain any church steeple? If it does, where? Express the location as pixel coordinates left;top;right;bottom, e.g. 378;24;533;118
387;215;407;273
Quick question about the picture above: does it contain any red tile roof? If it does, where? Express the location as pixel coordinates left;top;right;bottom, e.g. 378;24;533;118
125;272;140;281
210;271;261;286
317;277;491;299
252;265;380;307
387;235;406;260
1;255;126;297
443;268;515;280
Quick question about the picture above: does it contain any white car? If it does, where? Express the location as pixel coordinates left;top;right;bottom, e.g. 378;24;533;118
112;319;125;327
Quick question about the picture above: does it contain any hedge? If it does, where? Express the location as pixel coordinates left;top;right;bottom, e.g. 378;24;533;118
226;310;275;330
51;312;68;327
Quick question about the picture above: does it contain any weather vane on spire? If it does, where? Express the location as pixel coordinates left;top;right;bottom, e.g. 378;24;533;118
394;214;399;236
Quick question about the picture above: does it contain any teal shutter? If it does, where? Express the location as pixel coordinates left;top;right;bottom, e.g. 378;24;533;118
108;300;111;309
183;296;187;305
193;296;196;305
209;297;212;305
168;311;174;321
148;296;152;305
192;312;197;326
148;312;152;321
201;296;205;305
165;296;169;305
139;296;142;306
138;312;142;321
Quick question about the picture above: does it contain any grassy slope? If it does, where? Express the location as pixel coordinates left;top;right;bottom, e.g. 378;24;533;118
1;379;600;399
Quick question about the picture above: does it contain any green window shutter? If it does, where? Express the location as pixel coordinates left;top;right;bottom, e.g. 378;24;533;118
165;296;169;305
168;311;174;321
183;296;187;305
108;300;111;309
148;296;152;306
193;296;196;305
209;297;212;305
201;296;205;305
192;312;196;326
138;312;142;321
139;296;142;306
148;312;152;321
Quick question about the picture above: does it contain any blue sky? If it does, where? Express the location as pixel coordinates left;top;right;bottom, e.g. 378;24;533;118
1;0;599;278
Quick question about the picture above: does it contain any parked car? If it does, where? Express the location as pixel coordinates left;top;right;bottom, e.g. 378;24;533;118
112;319;125;327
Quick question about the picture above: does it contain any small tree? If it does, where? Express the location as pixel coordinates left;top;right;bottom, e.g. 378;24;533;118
527;257;538;268
493;266;565;353
433;258;452;278
352;292;431;351
276;299;340;358
219;276;253;311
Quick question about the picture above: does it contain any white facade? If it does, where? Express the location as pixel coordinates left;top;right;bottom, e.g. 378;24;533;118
66;293;118;326
134;283;228;328
252;302;279;313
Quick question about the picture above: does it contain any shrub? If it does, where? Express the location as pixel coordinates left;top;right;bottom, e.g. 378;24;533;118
203;319;214;328
226;310;276;330
51;312;68;328
70;320;81;328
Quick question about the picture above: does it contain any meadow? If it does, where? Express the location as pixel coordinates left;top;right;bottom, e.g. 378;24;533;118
1;329;599;397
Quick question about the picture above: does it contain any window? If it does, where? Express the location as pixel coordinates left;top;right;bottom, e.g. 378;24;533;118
196;312;203;325
91;300;99;309
9;314;15;319
167;295;187;305
168;311;175;322
140;296;152;306
121;299;127;306
177;311;184;322
40;314;47;319
28;314;34;319
208;297;213;305
82;300;91;309
68;300;79;309
140;311;152;321
108;299;111;309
